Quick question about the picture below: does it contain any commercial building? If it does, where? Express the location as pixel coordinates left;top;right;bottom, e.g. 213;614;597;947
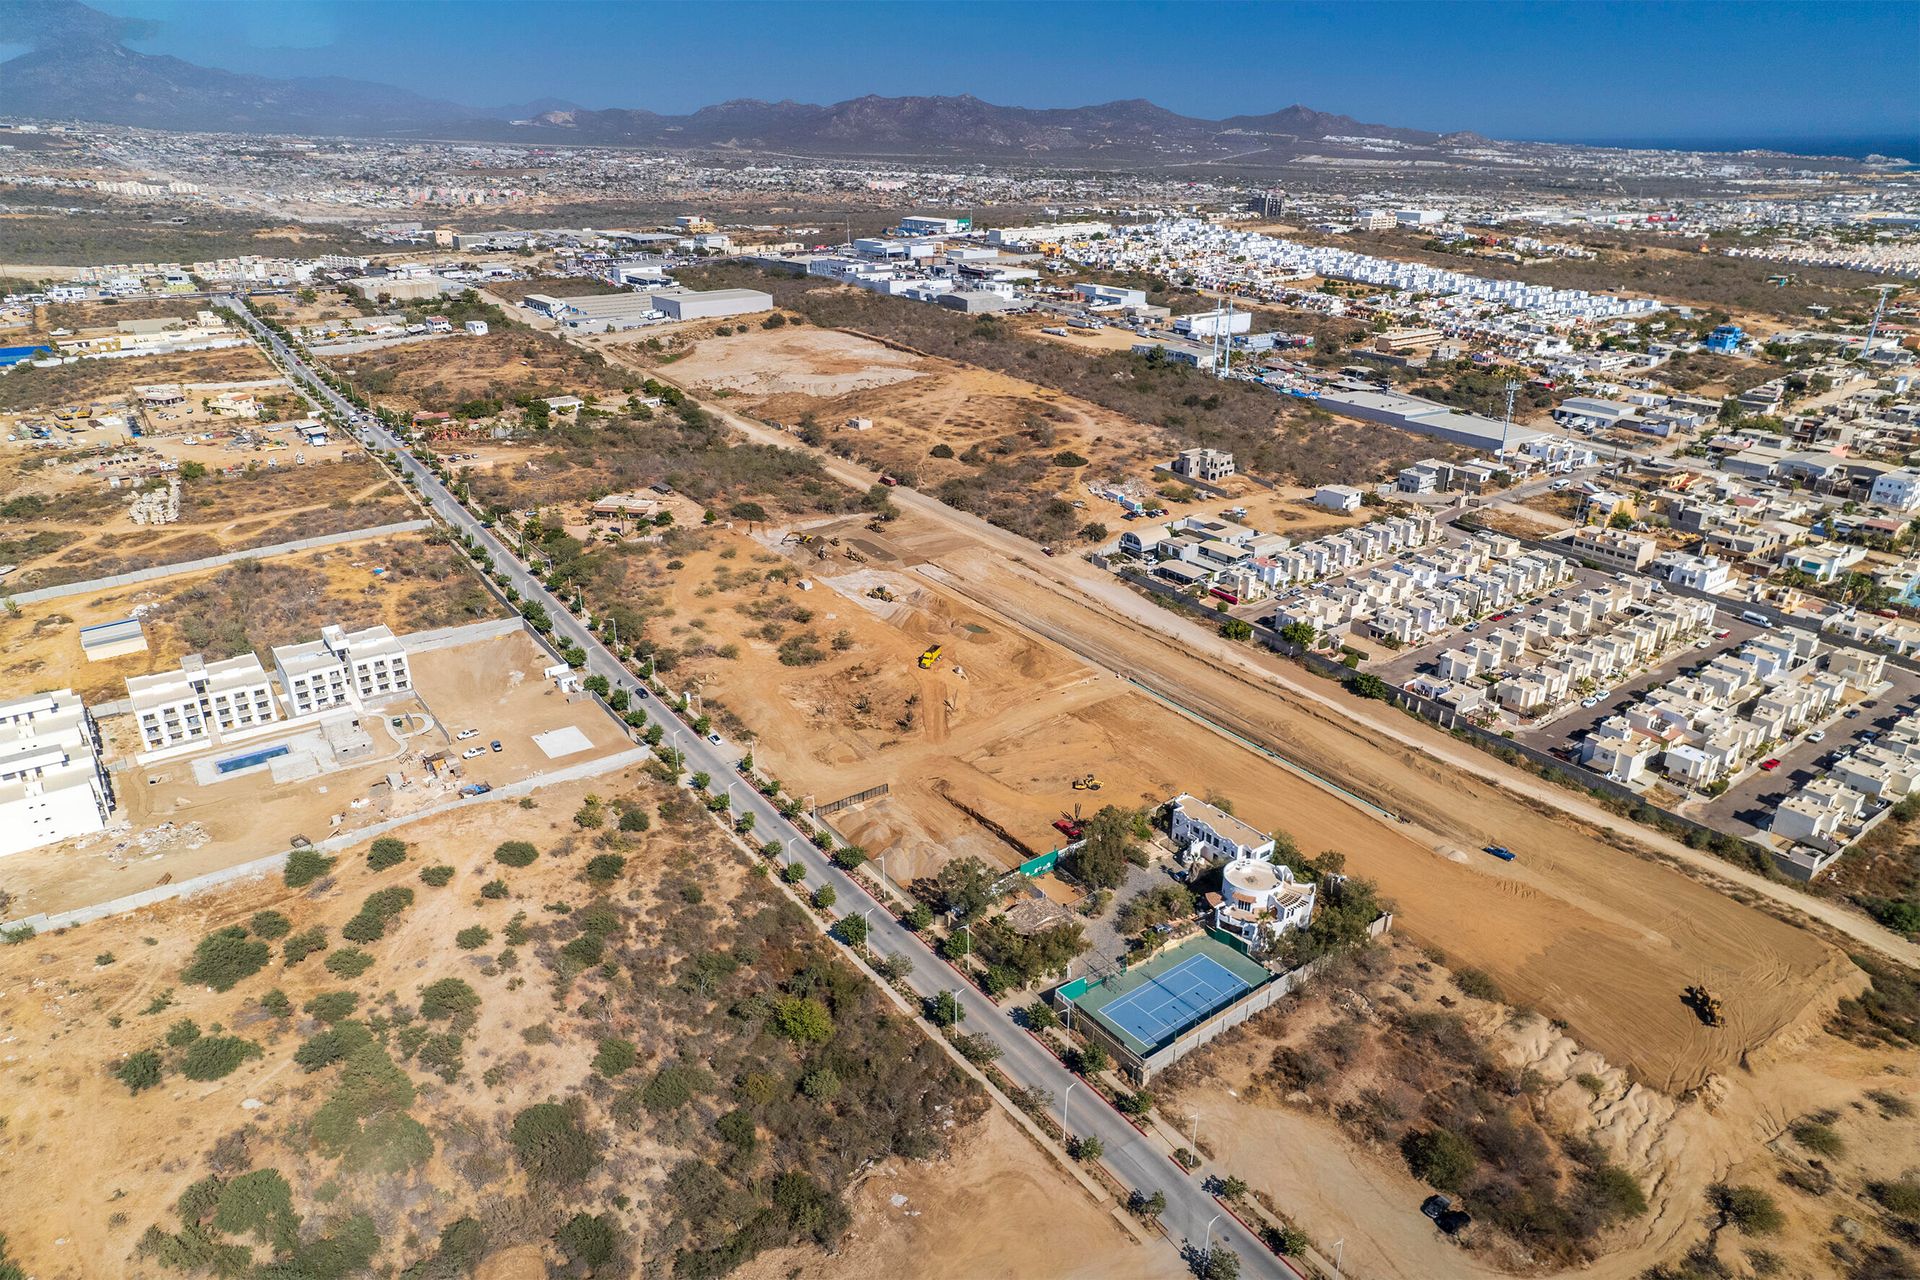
0;690;113;857
528;286;772;331
273;624;412;717
896;215;970;237
1314;387;1542;451
79;617;148;662
1174;308;1252;339
1075;282;1148;309
127;654;281;752
1568;527;1657;572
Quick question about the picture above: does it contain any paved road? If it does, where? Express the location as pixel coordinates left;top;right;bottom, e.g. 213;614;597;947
223;296;1286;1278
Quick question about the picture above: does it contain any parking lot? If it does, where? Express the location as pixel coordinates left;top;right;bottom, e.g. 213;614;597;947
1694;668;1920;839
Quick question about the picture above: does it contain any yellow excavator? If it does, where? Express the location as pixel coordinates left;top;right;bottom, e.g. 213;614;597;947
866;586;896;602
1682;985;1724;1028
918;644;943;670
1071;774;1103;791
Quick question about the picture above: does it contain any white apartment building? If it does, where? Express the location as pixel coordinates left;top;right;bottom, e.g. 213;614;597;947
1871;468;1920;512
273;624;413;717
127;654;280;751
0;690;112;857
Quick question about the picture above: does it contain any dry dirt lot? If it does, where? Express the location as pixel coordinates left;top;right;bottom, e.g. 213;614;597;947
0;631;622;919
0;451;420;590
319;329;631;418
0;529;504;705
617;325;1179;513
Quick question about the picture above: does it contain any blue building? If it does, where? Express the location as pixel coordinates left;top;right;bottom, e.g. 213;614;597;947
1704;324;1745;354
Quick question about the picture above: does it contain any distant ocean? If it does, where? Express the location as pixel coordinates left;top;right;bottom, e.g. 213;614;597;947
1560;134;1918;162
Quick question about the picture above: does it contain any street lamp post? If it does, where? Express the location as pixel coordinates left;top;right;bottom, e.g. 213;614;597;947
1202;1213;1224;1261
1189;1113;1200;1151
1061;1080;1077;1133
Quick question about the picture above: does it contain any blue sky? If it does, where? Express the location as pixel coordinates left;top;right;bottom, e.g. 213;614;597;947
83;0;1920;146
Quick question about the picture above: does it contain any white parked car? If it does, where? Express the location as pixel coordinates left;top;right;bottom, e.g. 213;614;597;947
456;728;479;741
461;746;485;759
1580;697;1600;708
1807;730;1827;743
706;732;724;746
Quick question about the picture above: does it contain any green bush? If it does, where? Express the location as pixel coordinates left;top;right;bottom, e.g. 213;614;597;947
1790;1120;1844;1157
455;925;492;951
772;995;833;1044
164;1018;202;1047
282;927;329;966
494;840;539;868
618;807;650;832
480;879;509;899
1714;1184;1785;1235
249;910;292;940
1401;1127;1477;1191
555;1212;618;1269
418;978;480;1021
1589;1164;1649;1219
324;947;374;978
284;848;337;888
1453;967;1503;1002
114;1049;163;1093
593;1037;638;1077
304;991;359;1023
584;853;627;882
510;1102;600;1184
342;886;415;942
419;865;456;887
212;1168;294;1242
367;837;409;870
641;1063;709;1112
260;989;292;1019
182;926;271;992
180;1036;262;1081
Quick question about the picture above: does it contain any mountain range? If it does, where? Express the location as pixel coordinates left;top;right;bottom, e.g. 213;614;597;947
0;0;1471;161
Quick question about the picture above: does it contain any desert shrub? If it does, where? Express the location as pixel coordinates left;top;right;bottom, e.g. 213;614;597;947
295;1022;371;1072
585;853;627;882
1588;1164;1649;1219
260;989;292;1019
1713;1184;1785;1235
324;947;374;978
165;1018;202;1047
593;1037;638;1076
455;926;492;951
284;848;336;888
1790;1119;1844;1157
419;865;456;887
283;927;329;966
367;837;409;870
114;1050;164;1093
212;1168;294;1242
1453;967;1503;1002
1873;1177;1920;1223
182;926;271;992
180;1036;262;1081
642;1063;709;1112
249;910;292;940
1401;1126;1477;1191
494;840;539;868
304;991;359;1024
341;885;415;942
554;1211;618;1270
480;879;509;899
510;1102;600;1184
618;807;649;832
772;995;833;1044
418;978;480;1021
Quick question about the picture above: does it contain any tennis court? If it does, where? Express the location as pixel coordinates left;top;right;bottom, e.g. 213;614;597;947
1062;934;1272;1058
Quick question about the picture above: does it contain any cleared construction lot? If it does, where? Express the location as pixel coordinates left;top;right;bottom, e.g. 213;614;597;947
641;505;1849;1094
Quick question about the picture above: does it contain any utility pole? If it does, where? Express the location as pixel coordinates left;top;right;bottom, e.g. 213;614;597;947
1499;378;1521;466
1862;284;1897;362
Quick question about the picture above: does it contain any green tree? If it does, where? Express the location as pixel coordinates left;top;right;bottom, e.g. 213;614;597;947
928;989;965;1028
1401;1127;1477;1191
772;995;833;1044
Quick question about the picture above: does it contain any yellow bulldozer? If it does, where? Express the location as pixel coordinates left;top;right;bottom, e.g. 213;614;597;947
1682;984;1724;1028
1071;774;1103;791
866;586;896;603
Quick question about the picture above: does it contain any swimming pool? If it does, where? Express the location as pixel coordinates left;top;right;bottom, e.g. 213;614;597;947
214;744;290;775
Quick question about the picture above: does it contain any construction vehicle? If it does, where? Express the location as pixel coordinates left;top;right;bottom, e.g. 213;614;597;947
865;586;896;602
1071;774;1103;791
1053;805;1085;841
918;644;943;670
781;532;816;546
1682;985;1725;1028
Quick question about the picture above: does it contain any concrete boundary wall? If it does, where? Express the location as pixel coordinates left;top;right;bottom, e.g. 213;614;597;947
6;520;431;605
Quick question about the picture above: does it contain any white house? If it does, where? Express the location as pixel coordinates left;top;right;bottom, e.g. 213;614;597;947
1871;469;1920;512
1312;484;1364;513
1213;855;1317;944
1667;554;1733;593
0;689;113;857
1168;793;1276;865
